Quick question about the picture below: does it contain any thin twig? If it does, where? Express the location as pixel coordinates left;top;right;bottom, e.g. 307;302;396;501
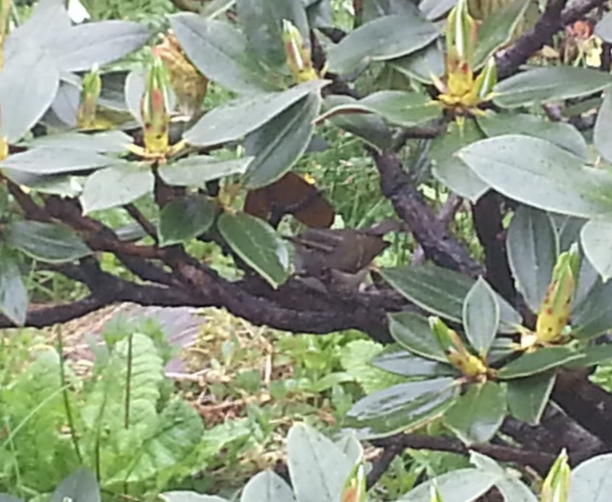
124;203;158;243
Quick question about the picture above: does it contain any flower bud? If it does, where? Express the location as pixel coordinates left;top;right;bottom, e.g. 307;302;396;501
141;56;171;155
541;449;570;502
76;64;101;130
341;462;366;502
445;0;477;66
430;317;487;377
282;19;318;83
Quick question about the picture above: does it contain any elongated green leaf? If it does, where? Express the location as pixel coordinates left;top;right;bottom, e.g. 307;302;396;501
159;195;216;247
81;164;154;213
507;205;558;312
506;371;555;425
565;344;612;369
217;212;290;288
124;68;145;125
184;80;327;146
595;12;612;43
372;345;457;377
458;135;612;218
244;92;320;188
160;156;252;187
50;80;79;127
0;495;24;502
493;67;612;108
463;277;500;356
381;264;521;333
6;0;71;47
470;452;538;502
170;13;275;94
29;130;132;153
399;469;499;502
389;41;445;83
345;377;458;438
419;0;457;20
569;453;612;502
0;251;28;326
388;312;448;362
572;278;612;339
162;493;228;502
581;218;612;282
287;423;354;502
6;220;92;263
327;13;439;74
2;147;116;174
498;347;583;379
49;469;99;502
594;86;612;163
241;471;294;502
444;381;507;445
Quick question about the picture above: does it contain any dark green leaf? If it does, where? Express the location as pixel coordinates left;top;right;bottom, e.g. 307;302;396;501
565;344;612;369
388;312;448;362
244;92;320;188
594;86;612;162
160;156;252;187
372;345;457;377
0;251;28;326
458;135;612;218
470;452;538;502
506;371;555;425
595;12;612;43
201;0;235;19
388;41;445;84
572;278;612;339
7;0;71;47
49;468;100;502
507;205;558;312
217;212;290;288
159;196;216;247
124;68;145;125
170;13;275;94
399;469;500;502
345;377;458;438
381;264;521;333
326;14;439;75
185;80;327;147
581;218;612;282
50;80;79;127
29;130;132;153
444;381;507;445
2;147;116;174
81;164;154;213
419;0;456;19
569;453;612;502
0;495;24;502
463;277;500;356
6;220;92;263
2;170;84;198
493;67;612;108
240;471;294;502
363;0;422;21
497;347;584;379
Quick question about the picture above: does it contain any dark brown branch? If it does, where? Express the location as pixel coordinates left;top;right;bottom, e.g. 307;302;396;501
124;203;158;243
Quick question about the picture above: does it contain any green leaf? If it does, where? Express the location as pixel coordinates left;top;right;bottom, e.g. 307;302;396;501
125;68;145;125
506;205;558;312
244;92;321;188
5;220;92;263
473;0;530;69
444;381;507;445
506;371;555;425
159;195;216;247
0;495;24;502
458;135;612;218
497;347;584;379
2;147;116;174
595;12;612;43
419;0;457;20
49;468;100;502
0;251;28;326
170;13;275;94
345;377;458;438
594;86;612;162
287;423;354;502
2;170;84;198
398;468;499;502
581;218;612;282
0;42;59;142
217;212;290;288
327;13;439;75
388;312;448;362
162;493;228;502
81;164;154;214
241;471;294;502
569;453;612;501
372;345;457;378
317;90;443;128
470;452;538;502
493;67;612;108
388;41;445;84
476;111;588;159
463;277;500;356
380;264;521;334
184;80;327;146
29;130;133;153
572;278;612;339
160;156;252;187
564;344;612;369
7;0;70;47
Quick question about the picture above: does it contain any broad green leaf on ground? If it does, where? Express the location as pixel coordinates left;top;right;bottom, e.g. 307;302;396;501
160;156;252;187
569;453;612;502
5;220;91;263
244;92;320;188
389;40;445;83
497;347;584;379
470;452;538;502
345;377;458;438
241;471;294;502
581;218;612;282
399;469;499;502
493;67;612;108
507;205;558;312
476;111;588;159
372;345;457;377
319;95;393;151
184;80;328;146
473;0;530;68
388;312;448;362
595;12;612;43
594;86;612;163
170;13;276;94
458;135;612;218
0;251;28;326
572;278;612;339
463;277;500;356
316;90;443;128
80;164;154;213
217;212;290;288
430;119;489;201
49;468;100;502
444;381;507;445
2;147;116;175
29;130;132;153
0;42;59;142
159;195;216;247
162;493;228;502
381;264;521;333
326;13;439;74
506;371;555;425
287;423;353;502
